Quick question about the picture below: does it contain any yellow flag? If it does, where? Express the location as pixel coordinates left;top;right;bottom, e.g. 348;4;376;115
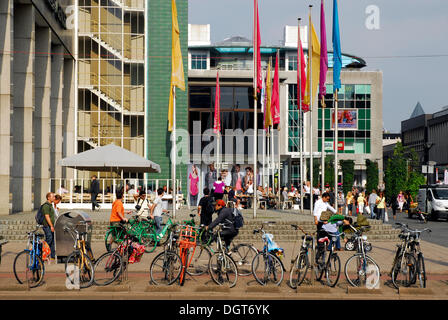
264;59;272;129
168;0;185;132
303;18;321;108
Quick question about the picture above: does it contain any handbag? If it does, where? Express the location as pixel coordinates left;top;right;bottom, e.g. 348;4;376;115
384;210;389;222
365;206;371;215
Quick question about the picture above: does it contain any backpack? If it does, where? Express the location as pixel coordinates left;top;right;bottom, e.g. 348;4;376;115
35;204;46;225
232;208;244;229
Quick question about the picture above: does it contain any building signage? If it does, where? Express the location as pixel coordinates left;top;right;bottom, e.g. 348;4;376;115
323;141;345;151
331;109;358;130
45;0;67;29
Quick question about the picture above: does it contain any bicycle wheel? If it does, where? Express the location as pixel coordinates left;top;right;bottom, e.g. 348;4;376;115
314;249;325;281
156;224;169;246
325;253;341;287
139;231;157;254
231;243;258;276
65;251;95;288
208;252;238;288
345;254;380;288
417;253;426;288
105;229;123;252
13;250;45;288
391;253;416;289
150;251;182;286
251;252;284;286
93;252;123;286
179;248;189;286
289;253;309;289
186;245;212;276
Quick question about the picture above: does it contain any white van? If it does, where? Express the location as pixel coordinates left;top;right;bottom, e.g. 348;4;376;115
417;185;448;221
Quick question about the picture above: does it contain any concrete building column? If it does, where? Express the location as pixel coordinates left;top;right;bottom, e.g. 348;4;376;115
12;3;34;213
62;58;75;181
50;44;64;187
0;0;12;215
33;27;52;208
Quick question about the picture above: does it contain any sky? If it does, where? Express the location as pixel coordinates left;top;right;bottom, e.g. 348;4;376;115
188;0;448;133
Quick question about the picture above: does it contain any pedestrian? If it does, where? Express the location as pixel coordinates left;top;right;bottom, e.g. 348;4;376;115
337;191;345;215
346;191;354;216
231;165;244;194
42;192;56;263
388;194;398;221
397;190;405;213
368;189;378;219
313;192;337;227
198;187;215;226
189;165;199;207
53;194;62;219
213;177;226;200
205;199;238;250
90;175;101;211
205;163;217;192
375;191;386;222
150;188;169;238
110;189;131;226
133;189;151;218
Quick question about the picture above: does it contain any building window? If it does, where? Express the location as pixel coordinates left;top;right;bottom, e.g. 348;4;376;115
287;84;302;153
288;55;297;71
191;54;207;70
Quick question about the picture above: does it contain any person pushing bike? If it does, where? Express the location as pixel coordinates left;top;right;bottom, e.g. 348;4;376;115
205;199;238;250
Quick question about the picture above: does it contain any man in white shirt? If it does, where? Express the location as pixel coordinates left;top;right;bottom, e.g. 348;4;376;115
313;193;337;226
150;188;169;237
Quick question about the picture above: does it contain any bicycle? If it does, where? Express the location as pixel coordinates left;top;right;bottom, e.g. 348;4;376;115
251;221;285;286
63;222;95;288
344;225;380;288
177;224;200;286
390;222;431;289
13;225;46;288
94;224;140;286
208;224;239;288
186;221;257;277
288;224;340;288
149;224;183;285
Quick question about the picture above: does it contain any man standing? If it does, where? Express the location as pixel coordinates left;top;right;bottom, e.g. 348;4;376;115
368;189;378;219
42;192;56;263
205;163;217;192
150;188;169;237
313;192;337;227
90;175;101;211
198;187;214;226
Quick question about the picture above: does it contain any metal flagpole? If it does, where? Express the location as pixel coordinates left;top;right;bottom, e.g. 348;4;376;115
172;86;177;219
253;0;258;218
334;89;339;212
309;5;314;216
298;18;304;212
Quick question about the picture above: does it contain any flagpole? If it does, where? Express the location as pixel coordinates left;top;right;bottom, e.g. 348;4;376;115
298;18;304;212
309;5;314;216
172;86;177;219
334;89;339;212
253;0;258;218
322;96;325;194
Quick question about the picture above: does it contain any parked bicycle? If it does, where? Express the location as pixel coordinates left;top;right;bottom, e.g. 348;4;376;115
94;224;142;286
63;221;95;288
289;224;340;288
390;222;431;289
149;223;183;285
251;222;285;286
13;225;46;288
344;225;380;288
207;224;239;288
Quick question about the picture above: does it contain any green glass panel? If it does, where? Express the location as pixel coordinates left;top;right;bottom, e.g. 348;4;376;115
359;109;366;119
366;120;371;130
366;85;371;94
366;109;371;119
325;120;331;130
355;84;366;94
326;84;333;93
359;120;365;130
366;139;371;154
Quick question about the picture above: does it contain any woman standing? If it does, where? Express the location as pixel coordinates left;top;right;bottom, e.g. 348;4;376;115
189;165;199;206
376;191;386;222
397;190;405;213
337;191;345;215
213;177;226;200
346;191;353;216
357;192;367;215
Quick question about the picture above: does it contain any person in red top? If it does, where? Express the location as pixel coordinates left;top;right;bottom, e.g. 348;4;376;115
110;189;131;226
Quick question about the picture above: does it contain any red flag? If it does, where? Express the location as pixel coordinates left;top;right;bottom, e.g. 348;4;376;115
213;71;221;134
297;25;309;112
271;51;280;126
254;0;262;93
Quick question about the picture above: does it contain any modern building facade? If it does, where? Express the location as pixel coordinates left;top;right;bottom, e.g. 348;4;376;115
0;0;75;215
187;24;383;191
76;0;145;181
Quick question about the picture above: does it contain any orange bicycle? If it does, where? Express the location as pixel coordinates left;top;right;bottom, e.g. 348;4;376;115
178;224;198;286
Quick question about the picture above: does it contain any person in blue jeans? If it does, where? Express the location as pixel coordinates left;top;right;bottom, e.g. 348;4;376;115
150;188;169;238
41;192;56;262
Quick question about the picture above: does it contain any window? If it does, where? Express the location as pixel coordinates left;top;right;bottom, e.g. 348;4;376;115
288;55;297;71
191;54;207;70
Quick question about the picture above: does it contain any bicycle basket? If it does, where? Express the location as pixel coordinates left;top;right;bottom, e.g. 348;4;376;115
178;225;197;248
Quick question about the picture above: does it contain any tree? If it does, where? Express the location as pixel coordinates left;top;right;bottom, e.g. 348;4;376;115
384;142;410;201
365;159;379;193
324;155;335;188
340;160;355;196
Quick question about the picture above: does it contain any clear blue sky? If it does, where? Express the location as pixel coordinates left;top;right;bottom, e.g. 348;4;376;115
189;0;448;132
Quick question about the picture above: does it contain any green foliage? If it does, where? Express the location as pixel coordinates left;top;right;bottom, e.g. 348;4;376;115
340;160;355;195
313;161;320;187
406;171;425;200
324;155;335;188
365;159;379;193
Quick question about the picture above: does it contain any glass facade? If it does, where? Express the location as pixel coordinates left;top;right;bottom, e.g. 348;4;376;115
191;53;207;69
77;0;145;178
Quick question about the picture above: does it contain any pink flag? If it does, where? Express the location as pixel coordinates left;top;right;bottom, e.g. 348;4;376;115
319;0;328;99
297;24;309;112
254;0;262;93
271;51;280;126
213;71;221;134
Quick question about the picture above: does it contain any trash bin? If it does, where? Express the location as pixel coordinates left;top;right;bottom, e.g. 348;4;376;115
54;211;92;262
